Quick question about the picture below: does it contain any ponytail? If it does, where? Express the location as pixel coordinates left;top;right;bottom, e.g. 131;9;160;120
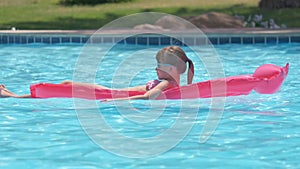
187;59;194;84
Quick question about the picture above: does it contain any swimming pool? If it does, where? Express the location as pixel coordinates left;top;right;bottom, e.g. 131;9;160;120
0;42;299;168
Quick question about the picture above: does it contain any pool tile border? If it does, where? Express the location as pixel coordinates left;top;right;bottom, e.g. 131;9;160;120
1;29;300;45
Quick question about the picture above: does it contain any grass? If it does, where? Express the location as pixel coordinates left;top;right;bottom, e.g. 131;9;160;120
0;0;299;30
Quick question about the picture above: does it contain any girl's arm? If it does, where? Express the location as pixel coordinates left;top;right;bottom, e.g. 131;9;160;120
102;80;170;102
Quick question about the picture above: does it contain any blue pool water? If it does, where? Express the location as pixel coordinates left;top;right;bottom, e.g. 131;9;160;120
0;42;299;168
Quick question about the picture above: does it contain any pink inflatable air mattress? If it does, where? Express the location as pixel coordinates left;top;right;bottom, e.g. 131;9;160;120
30;63;289;100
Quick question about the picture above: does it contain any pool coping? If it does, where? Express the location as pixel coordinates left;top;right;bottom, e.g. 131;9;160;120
1;28;300;45
1;28;300;35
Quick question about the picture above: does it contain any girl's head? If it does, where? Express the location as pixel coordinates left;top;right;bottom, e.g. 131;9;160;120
156;46;194;84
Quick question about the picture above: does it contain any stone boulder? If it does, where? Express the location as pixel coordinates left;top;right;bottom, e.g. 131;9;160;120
133;12;244;30
133;24;164;30
154;15;195;30
185;12;244;29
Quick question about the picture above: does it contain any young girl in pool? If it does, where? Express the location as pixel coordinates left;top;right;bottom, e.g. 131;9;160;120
0;46;194;100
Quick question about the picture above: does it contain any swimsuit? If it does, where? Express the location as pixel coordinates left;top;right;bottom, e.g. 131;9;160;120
145;80;178;91
146;80;161;91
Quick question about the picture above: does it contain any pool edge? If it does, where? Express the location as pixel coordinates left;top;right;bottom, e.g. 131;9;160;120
1;28;300;45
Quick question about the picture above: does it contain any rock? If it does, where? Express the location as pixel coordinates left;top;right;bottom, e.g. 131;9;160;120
154;15;195;30
133;24;164;30
143;12;245;30
281;24;287;29
260;21;269;28
186;12;244;28
253;14;263;23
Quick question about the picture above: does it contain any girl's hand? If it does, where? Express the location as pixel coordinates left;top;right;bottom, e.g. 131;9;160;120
100;80;169;102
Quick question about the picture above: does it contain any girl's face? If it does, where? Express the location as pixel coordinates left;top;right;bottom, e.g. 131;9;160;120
155;63;178;80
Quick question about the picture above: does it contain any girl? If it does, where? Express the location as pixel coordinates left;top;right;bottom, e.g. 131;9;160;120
0;46;194;100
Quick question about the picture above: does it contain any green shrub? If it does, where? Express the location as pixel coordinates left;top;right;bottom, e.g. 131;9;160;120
60;0;133;5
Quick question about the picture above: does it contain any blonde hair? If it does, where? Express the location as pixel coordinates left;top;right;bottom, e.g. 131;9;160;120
156;46;194;84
